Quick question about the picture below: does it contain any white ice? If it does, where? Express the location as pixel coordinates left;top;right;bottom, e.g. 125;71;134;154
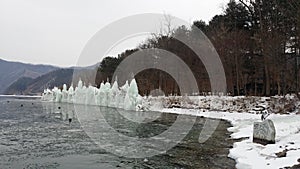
42;78;142;111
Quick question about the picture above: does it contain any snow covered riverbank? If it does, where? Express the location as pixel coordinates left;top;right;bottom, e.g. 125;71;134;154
160;108;300;169
147;95;300;114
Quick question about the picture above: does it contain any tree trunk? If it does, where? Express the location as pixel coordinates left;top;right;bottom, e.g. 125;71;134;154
254;78;257;96
264;63;271;96
277;79;281;95
235;54;240;95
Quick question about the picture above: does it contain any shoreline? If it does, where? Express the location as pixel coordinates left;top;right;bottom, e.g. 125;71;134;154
0;95;41;98
160;108;300;169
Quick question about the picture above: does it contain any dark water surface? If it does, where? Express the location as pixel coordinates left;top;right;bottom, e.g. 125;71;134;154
0;97;235;169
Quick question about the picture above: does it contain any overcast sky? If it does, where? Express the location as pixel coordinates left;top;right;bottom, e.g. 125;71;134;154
0;0;227;67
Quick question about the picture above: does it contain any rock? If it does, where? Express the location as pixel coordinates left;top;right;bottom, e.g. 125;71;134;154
284;103;296;113
253;119;276;145
275;149;287;158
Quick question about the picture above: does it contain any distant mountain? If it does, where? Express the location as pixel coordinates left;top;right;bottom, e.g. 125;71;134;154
69;62;100;70
5;69;74;95
0;58;58;94
5;67;98;95
4;77;34;95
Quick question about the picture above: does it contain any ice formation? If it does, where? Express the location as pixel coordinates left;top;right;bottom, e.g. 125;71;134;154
42;79;143;111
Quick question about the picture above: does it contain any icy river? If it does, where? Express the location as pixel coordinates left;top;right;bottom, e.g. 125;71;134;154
0;97;235;169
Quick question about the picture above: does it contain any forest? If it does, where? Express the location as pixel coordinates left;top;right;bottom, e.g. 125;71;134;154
95;0;300;96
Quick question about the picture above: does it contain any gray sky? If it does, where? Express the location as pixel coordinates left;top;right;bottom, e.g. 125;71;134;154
0;0;227;67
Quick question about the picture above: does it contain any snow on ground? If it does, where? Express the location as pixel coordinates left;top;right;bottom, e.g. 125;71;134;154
159;108;300;169
146;94;300;114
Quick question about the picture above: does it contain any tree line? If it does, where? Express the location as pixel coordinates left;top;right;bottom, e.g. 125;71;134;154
96;0;300;96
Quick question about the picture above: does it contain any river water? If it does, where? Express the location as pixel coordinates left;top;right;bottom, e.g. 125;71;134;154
0;97;235;169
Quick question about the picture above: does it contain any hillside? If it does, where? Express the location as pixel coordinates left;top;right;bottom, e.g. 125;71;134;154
5;69;74;95
4;77;34;95
0;58;58;94
5;68;98;95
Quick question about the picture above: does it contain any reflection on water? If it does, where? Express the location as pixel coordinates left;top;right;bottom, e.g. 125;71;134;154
74;104;199;158
0;98;235;169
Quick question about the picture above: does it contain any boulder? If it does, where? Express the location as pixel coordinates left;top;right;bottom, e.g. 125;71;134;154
253;119;276;145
